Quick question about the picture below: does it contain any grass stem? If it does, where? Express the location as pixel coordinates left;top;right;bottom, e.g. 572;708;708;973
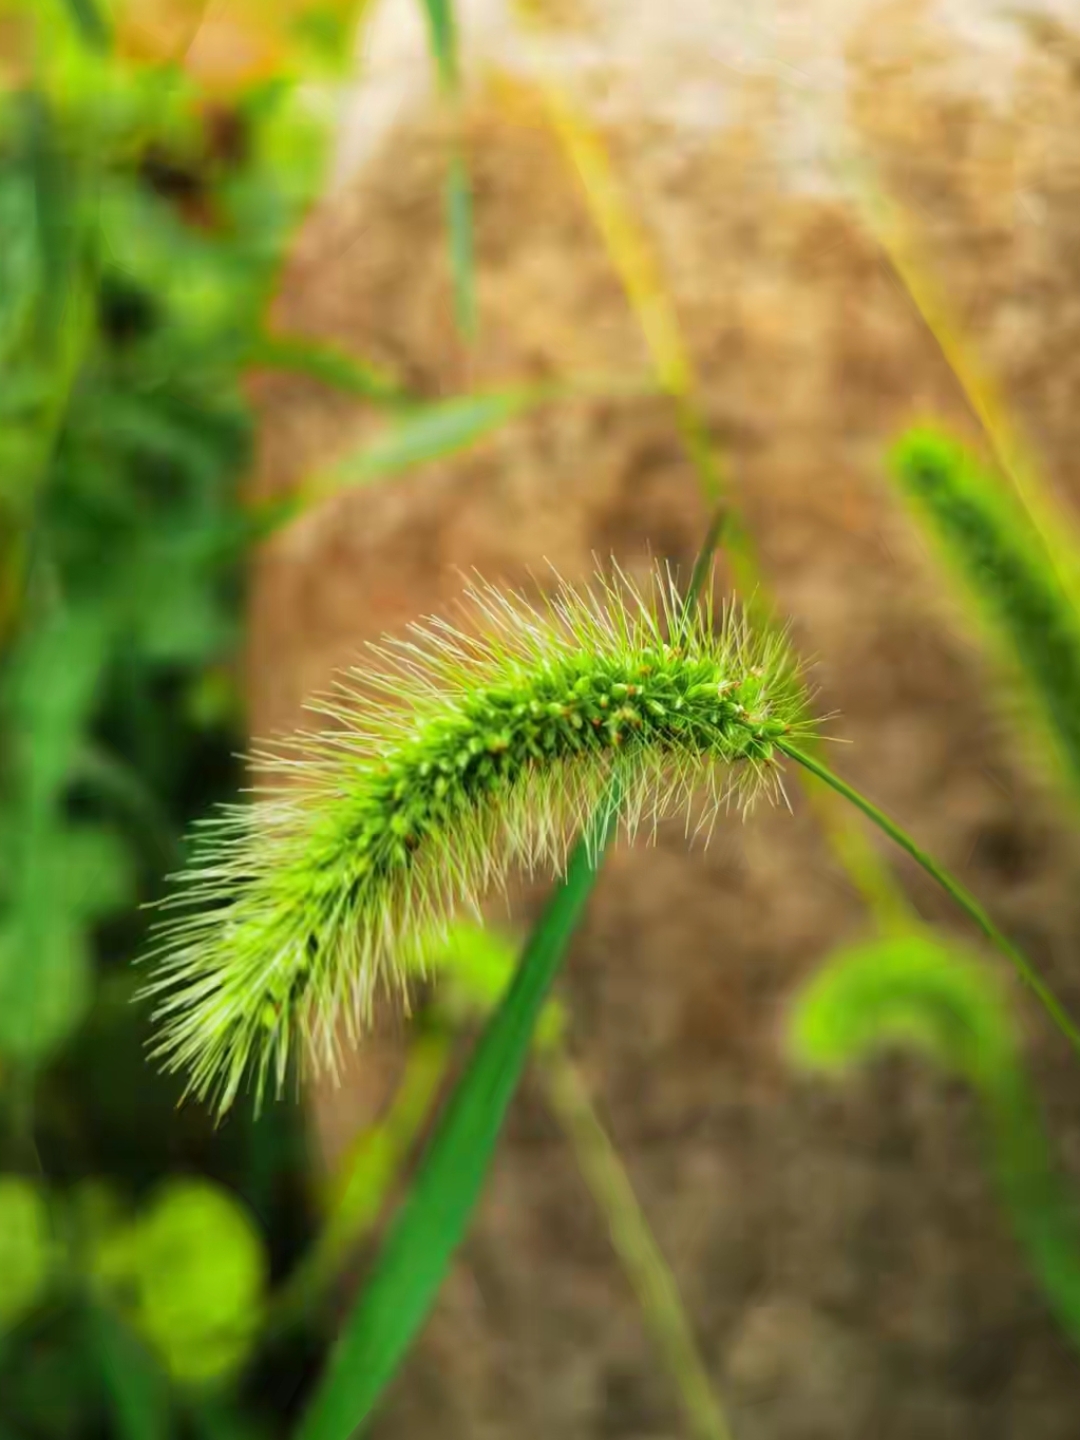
543;1051;732;1440
780;741;1080;1056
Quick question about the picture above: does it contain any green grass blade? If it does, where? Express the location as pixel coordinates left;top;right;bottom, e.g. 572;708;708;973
282;388;551;519
780;741;1080;1057
416;0;476;340
246;335;413;408
251;387;552;534
445;150;477;341
417;0;458;91
295;788;620;1440
328;391;539;483
86;1303;173;1440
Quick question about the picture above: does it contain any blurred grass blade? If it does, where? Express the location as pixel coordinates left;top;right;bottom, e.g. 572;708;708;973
282;387;552;519
296;789;620;1440
63;0;110;49
524;69;692;401
543;1054;732;1440
849;162;1080;619
791;933;1080;1348
87;1303;173;1440
418;0;458;90
324;388;548;481
891;427;1080;803
417;0;475;339
246;335;412;408
445;150;477;341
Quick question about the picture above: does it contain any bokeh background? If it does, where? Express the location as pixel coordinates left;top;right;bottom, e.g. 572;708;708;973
7;1;1080;1436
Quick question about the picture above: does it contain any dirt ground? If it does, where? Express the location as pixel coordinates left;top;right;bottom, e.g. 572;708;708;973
248;2;1080;1434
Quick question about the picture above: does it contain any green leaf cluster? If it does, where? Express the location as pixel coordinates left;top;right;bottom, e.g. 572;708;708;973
0;0;333;1074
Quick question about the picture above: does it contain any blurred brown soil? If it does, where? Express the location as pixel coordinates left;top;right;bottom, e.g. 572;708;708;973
247;3;1080;1435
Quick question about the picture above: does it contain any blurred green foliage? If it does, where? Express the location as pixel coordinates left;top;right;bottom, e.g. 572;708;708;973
791;931;1015;1089
86;1179;268;1385
874;422;1080;1352
0;0;320;1082
0;0;365;1432
0;1176;54;1332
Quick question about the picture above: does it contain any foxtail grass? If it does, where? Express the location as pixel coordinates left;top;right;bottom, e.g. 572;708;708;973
145;565;813;1113
892;427;1080;804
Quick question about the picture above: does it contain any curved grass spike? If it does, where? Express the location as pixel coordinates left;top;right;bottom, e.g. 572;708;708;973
891;427;1080;802
791;934;1080;1349
145;564;814;1113
146;565;1080;1115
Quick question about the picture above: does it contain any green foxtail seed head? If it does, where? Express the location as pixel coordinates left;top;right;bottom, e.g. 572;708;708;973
144;564;816;1113
892;428;1080;798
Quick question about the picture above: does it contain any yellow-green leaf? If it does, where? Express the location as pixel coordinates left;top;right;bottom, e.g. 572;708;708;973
131;1181;267;1387
0;1177;53;1334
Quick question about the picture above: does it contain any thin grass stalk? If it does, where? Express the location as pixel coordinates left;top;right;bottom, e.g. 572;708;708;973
779;741;1080;1056
543;1050;733;1440
417;0;477;340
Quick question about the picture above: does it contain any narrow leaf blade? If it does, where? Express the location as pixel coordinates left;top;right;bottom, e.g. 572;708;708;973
445;151;476;341
417;0;476;340
247;335;411;408
86;1304;173;1440
296;795;618;1440
418;0;458;93
251;388;549;535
